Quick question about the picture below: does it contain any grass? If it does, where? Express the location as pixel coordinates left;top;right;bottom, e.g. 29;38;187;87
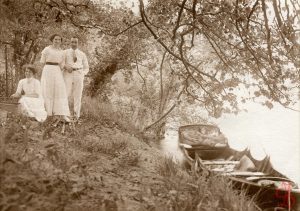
0;117;74;210
154;156;259;211
117;150;141;167
78;136;128;156
1;106;260;211
81;96;140;135
157;155;184;177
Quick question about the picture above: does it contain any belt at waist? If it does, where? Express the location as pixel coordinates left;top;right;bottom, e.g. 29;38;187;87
46;62;59;65
73;67;82;71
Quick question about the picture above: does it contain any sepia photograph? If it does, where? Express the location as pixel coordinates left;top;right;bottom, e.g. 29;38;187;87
0;0;299;210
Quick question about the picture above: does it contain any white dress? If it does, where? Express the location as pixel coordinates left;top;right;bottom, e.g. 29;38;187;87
15;78;47;122
40;46;70;116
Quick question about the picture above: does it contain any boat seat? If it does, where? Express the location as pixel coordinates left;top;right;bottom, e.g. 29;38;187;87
202;160;239;165
179;143;192;149
222;171;267;176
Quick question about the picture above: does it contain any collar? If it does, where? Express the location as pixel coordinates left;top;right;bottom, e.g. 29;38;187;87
26;77;34;83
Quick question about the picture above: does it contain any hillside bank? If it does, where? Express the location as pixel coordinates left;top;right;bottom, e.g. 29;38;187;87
0;109;258;211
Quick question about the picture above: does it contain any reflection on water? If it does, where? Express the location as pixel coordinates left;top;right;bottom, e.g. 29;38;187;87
160;129;184;163
160;102;300;184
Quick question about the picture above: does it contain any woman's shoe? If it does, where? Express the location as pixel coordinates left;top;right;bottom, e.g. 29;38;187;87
62;116;71;123
52;118;60;127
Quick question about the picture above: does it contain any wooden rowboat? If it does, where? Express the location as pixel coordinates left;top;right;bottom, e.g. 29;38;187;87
178;124;300;211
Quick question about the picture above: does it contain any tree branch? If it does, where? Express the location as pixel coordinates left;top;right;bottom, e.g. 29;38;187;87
144;86;185;131
135;58;147;90
261;0;273;64
159;51;167;114
139;0;219;83
246;0;259;30
172;0;188;39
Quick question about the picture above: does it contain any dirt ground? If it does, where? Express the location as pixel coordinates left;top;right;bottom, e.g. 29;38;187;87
0;114;176;211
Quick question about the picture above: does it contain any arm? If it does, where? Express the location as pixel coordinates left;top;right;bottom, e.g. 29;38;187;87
35;79;42;98
25;93;39;98
60;50;66;70
11;80;23;98
40;47;47;66
63;50;73;73
82;53;89;75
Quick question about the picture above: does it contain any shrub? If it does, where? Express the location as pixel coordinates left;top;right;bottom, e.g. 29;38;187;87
81;96;139;135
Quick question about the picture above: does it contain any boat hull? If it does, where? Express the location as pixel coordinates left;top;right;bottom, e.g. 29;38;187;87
178;124;300;210
230;177;300;210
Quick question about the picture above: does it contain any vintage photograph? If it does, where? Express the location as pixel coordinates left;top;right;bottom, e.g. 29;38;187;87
0;0;299;210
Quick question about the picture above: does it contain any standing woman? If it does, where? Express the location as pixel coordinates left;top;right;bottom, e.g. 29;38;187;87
40;34;70;122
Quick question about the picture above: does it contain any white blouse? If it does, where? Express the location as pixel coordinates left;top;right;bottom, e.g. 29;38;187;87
40;46;65;68
15;78;42;98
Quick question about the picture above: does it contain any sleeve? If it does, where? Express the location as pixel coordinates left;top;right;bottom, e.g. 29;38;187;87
82;53;89;75
60;50;66;70
64;50;70;69
15;80;23;96
40;47;47;64
35;80;42;98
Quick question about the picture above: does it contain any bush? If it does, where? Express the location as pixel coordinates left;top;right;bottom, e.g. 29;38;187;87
81;96;139;135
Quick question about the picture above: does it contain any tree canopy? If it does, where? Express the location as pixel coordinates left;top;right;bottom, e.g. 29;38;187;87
1;0;299;122
137;0;300;117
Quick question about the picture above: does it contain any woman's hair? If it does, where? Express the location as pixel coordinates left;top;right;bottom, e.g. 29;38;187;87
49;34;62;42
23;64;37;75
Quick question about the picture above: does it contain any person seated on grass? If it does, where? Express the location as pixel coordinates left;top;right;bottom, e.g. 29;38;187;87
11;64;47;122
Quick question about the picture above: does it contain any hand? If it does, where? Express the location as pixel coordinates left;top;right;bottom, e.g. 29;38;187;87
64;66;73;73
67;67;73;73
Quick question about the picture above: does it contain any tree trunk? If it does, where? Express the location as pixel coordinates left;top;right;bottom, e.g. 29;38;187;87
5;45;9;97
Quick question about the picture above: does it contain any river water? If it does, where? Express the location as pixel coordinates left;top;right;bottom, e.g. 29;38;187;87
160;102;300;185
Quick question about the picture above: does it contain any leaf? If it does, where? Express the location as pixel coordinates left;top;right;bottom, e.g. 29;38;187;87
45;144;55;148
265;101;273;109
254;91;261;97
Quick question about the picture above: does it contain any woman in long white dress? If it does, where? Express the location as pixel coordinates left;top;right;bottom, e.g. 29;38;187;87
40;34;70;122
11;65;47;122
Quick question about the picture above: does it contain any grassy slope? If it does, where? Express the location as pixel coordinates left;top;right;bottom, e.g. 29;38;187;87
0;108;258;211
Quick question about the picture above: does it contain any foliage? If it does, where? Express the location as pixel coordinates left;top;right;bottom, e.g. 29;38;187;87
138;0;300;117
1;0;299;134
80;96;140;134
0;0;91;98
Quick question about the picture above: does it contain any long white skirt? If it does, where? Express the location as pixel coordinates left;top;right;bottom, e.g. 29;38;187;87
19;96;47;122
41;65;70;116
